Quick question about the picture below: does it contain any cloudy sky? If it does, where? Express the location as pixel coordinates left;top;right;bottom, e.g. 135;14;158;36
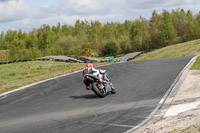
0;0;200;32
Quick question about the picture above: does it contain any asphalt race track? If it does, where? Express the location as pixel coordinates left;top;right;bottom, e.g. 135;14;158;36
0;56;194;133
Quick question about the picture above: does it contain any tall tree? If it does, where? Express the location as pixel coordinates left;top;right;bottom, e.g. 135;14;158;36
171;9;187;37
149;10;162;48
0;31;6;49
195;12;200;39
160;10;176;46
129;17;151;51
182;10;196;41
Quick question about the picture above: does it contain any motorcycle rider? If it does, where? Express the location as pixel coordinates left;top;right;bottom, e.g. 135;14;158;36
82;63;116;93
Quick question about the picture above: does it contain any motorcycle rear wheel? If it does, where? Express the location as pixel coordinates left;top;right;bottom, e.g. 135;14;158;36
92;82;106;98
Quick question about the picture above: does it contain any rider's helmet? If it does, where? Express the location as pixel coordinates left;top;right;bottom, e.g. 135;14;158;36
86;63;93;68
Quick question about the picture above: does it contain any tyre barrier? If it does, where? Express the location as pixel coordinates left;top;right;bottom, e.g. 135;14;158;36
100;60;114;63
0;62;7;65
126;52;143;61
0;57;98;65
76;57;98;63
0;59;34;65
0;49;157;65
76;57;87;61
126;49;157;61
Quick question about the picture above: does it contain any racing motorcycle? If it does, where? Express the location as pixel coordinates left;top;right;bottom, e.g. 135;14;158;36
82;69;116;98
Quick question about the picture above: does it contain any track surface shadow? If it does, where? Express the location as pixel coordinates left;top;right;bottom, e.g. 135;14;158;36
70;94;99;99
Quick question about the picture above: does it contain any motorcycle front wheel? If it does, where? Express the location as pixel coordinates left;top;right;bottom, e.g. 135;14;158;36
92;82;106;98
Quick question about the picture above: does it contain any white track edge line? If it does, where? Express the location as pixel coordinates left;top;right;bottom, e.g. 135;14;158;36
0;63;115;97
0;70;84;97
124;55;199;133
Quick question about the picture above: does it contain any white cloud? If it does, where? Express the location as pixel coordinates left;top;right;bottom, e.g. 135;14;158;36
64;0;101;14
0;0;31;22
125;0;200;10
0;0;200;32
41;5;49;8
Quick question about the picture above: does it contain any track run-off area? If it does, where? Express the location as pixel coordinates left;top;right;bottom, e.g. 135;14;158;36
0;56;194;133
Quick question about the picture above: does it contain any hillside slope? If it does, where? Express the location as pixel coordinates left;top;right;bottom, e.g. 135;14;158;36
134;39;200;61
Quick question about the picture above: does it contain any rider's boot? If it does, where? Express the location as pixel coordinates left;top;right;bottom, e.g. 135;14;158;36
110;83;116;94
85;85;90;90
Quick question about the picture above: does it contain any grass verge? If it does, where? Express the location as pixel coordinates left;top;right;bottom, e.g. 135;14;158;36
134;39;200;61
0;61;111;94
191;56;200;70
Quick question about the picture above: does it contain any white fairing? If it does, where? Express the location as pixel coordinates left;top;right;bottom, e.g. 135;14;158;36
90;68;104;79
91;68;100;75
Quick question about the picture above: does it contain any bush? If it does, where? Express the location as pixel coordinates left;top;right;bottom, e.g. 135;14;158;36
81;48;93;56
50;45;64;55
103;41;118;56
0;50;9;62
120;40;132;54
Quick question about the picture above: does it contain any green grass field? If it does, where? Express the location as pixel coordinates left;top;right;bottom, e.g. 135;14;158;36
191;56;200;70
134;39;200;61
0;61;110;94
